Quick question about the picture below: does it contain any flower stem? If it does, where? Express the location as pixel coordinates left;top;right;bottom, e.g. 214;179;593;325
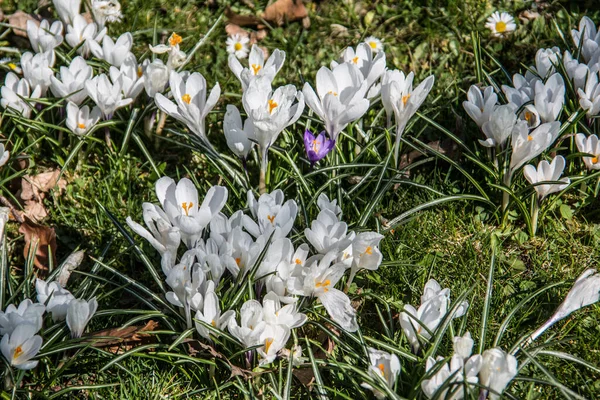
531;198;540;236
502;170;512;213
259;147;268;194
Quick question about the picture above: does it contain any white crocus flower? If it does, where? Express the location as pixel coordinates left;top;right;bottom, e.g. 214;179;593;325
534;47;560;79
575;133;600;170
534;73;565;122
84;74;133;119
228;300;266;347
229;44;285;90
223;104;255;160
332;43;386;98
463;85;497;128
578;71;600;117
89;32;133;67
21;50;55;96
154;71;220;148
226;34;250;59
485;11;516;37
348;232;383;284
143;59;169;97
364;36;383;53
509;121;561;173
50;56;93;105
563;50;589;92
194;290;234;340
35;279;74;322
528;269;600;343
165;263;207;327
257;323;290;365
480;104;516;148
127;203;181;275
0;323;42;370
453;331;474;360
1;72;41;118
262;291;306;329
149;32;187;70
242;77;304;171
244;190;298;239
400;279;467;353
421;356;451;399
523;156;570;201
53;0;80;25
303;63;369;141
317;193;341;216
65;102;101;136
27;19;63;53
300;252;358;331
0;300;45;335
65;15;107;57
479;348;518;400
360;348;401;399
66;298;98;338
0;144;9;168
571;16;600;63
109;53;145;100
92;0;123;29
305;209;354;254
422;352;482;400
153;177;227;249
381;69;434;163
266;244;309;303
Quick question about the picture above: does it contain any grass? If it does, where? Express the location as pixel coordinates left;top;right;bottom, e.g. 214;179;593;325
2;0;600;398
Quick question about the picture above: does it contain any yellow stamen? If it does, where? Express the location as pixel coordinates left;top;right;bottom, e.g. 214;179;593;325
315;279;331;288
378;363;385;375
327;90;338;96
181;202;193;216
78;123;86;129
524;111;533;123
267;215;275;224
268;99;278;114
495;21;507;33
137;66;143;78
169;33;182;47
13;346;23;360
295;258;302;264
369;41;377;49
235;257;242;266
234;42;242;51
211;320;216;327
8;63;17;70
365;246;373;255
181;94;191;104
527;135;533;141
251;64;262;75
352;56;359;64
265;337;274;353
402;94;411;106
592;156;599;164
312;139;319;152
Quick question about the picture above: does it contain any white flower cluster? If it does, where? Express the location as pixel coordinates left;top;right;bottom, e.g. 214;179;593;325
126;177;384;364
0;280;97;370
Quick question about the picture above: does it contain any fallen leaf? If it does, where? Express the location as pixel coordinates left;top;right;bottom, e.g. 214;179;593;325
87;320;159;353
19;219;57;271
225;23;266;45
19;169;67;222
6;11;38;37
259;0;308;27
330;24;349;38
225;7;260;26
56;250;85;288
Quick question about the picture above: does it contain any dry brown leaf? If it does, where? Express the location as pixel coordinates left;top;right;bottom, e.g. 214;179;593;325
87;320;159;353
19;169;67;222
259;0;308;27
19;219;57;271
6;11;38;37
225;23;266;45
225;7;261;27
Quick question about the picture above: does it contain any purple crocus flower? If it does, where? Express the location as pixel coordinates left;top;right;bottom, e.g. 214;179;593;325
303;129;335;166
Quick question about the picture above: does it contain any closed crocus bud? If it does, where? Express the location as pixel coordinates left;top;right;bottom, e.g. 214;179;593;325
27;19;64;53
0;143;9;168
575;133;600;170
523;156;570;201
463;85;498;128
534;73;565;123
453;331;474;360
479;348;517;400
571;16;599;63
53;0;81;25
84;74;133;120
480;104;516;148
143;59;169;98
89;32;134;67
66;298;98;338
0;323;43;370
223;104;255;160
66;102;101;136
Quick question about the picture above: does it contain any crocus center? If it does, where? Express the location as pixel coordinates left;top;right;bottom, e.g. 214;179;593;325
265;337;274;353
402;94;411;106
78;123;86;129
527;135;533;141
524;111;534;123
295;258;302;264
211;320;216;327
251;64;261;75
13;345;23;360
182;94;191;104
592;156;599;164
369;41;377;49
495;21;507;33
352;56;359;64
137;66;143;78
268;99;278;114
364;246;373;255
181;202;193;216
378;363;386;376
327;90;338;96
267;214;276;224
312;139;319;152
235;257;242;266
315;279;331;292
234;42;243;51
169;33;182;47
